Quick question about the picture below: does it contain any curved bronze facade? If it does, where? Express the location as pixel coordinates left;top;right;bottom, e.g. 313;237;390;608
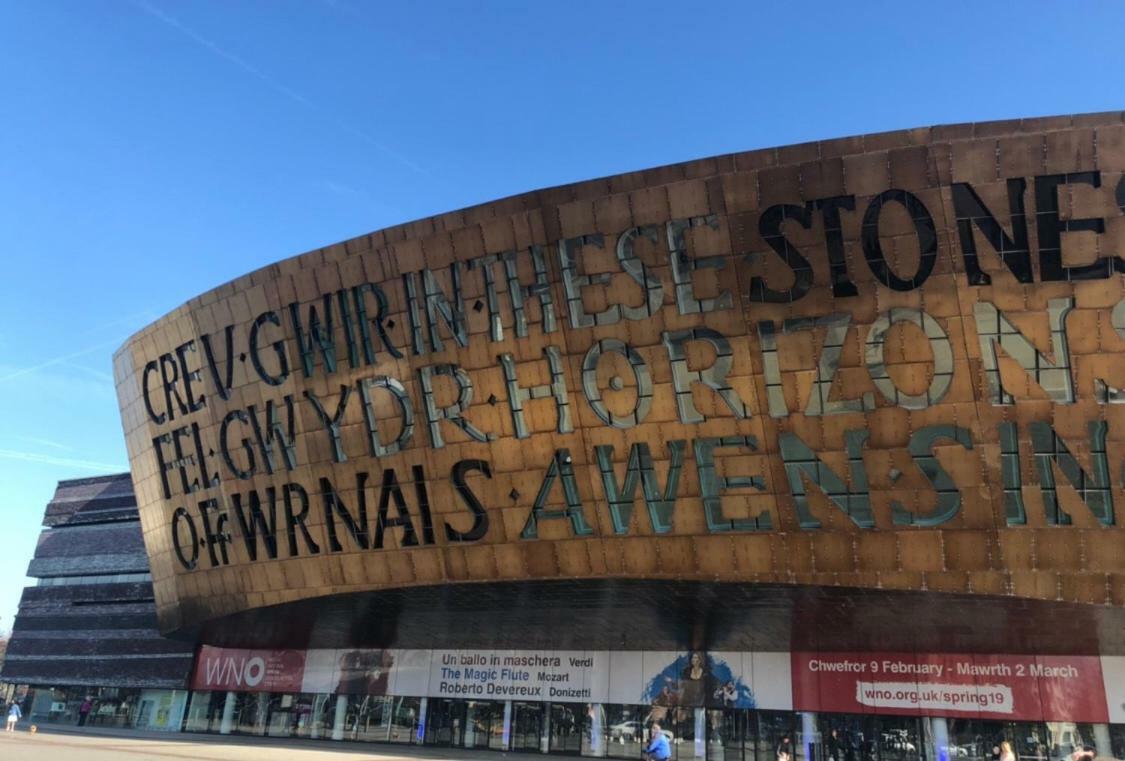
114;112;1125;643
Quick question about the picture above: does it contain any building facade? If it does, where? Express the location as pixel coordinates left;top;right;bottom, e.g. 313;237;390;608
110;113;1125;758
1;474;193;729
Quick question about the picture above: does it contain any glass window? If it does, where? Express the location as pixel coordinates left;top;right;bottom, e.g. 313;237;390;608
636;705;695;761
232;692;267;735
512;701;543;752
465;700;500;750
258;692;320;739
31;687;77;724
605;704;647;759
342;694;391;742
386;696;421;744
823;713;875;761
711;708;756;761
945;720;1047;761
425;698;466;746
1108;725;1125;760
183;691;225;733
1047;723;1099;761
491;702;511;751
758;710;802;761
876;715;925;761
306;694;334;740
583;704;605;757
548;702;586;754
286;694;317;739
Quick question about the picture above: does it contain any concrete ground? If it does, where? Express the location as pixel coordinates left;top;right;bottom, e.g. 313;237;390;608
0;724;562;760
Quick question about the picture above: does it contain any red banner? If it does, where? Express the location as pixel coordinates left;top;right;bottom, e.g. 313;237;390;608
191;646;306;693
792;652;1107;722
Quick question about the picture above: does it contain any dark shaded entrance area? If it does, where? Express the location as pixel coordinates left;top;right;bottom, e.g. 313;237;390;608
186;579;1125;657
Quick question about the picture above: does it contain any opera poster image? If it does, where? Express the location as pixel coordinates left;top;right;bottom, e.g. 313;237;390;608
335;649;394;695
299;648;395;695
642;651;756;708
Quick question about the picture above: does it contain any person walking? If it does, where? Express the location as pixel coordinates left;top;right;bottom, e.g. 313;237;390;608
777;735;795;761
1000;741;1017;761
78;697;93;726
6;702;21;732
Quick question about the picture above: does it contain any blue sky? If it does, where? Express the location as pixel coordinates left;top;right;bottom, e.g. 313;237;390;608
0;0;1122;633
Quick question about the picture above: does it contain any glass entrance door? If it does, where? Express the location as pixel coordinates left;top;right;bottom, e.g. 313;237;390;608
265;694;296;737
716;708;756;761
425;698;468;746
548;702;586;754
463;701;496;749
512;702;543;752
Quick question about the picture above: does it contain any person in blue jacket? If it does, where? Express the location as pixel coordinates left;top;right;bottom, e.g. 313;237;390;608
5;702;21;732
644;722;672;760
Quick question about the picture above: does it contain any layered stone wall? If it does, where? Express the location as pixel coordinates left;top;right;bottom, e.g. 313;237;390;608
113;113;1125;635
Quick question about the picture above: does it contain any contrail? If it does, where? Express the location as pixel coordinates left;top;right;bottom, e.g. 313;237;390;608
0;336;124;384
131;0;433;177
62;361;115;384
0;449;126;473
11;436;73;452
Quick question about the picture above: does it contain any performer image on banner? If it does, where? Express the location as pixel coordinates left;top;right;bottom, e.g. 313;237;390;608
335;649;394;695
642;651;756;708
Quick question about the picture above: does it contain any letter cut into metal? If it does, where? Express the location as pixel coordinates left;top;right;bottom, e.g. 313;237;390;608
322;473;369;552
446;460;491;542
951;179;1032;286
615;225;664;319
974;298;1075;405
1029;420;1114;526
780;429;873;529
693;436;770;532
248;312;290;386
667;215;732;314
230;487;280;562
403;271;426;356
201;324;236;399
861;189;938;291
1035;172;1122;281
197;498;231;567
374;468;420;549
469;254;507;341
351;283;403;362
663;328;750;424
283;482;320;556
761;313;875;418
864;308;953;410
505;246;558;338
358;376;415;457
171;507;200;570
809;195;859;297
247;395;298;474
892;425;973;527
1096;300;1125;404
220;410;256;480
520;449;595;539
595;441;685;534
499;347;573;439
288;295;337;378
581;339;653;428
558;234;621;328
417;364;491;448
304;385;351;463
750;204;814;303
999;422;1027;526
422;264;469;352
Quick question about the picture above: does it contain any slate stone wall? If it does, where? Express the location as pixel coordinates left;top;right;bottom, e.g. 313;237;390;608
1;474;192;689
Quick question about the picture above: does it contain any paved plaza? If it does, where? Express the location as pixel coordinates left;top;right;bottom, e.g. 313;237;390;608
0;726;531;761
